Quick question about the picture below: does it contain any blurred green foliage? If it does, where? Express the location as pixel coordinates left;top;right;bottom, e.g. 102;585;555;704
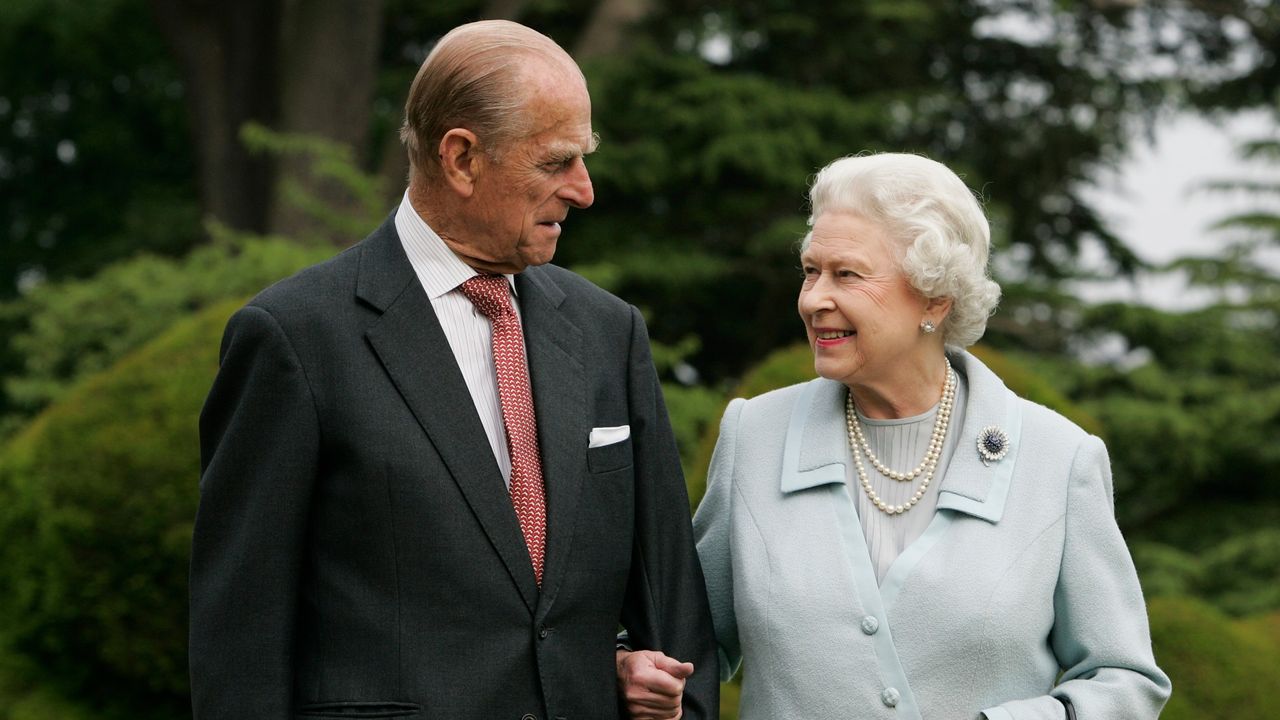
1134;529;1280;617
240;122;391;241
0;301;240;719
1149;597;1280;720
0;119;387;717
0;0;198;296
0;233;331;439
0;120;391;440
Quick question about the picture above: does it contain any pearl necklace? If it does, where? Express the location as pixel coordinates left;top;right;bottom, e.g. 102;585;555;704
845;358;956;515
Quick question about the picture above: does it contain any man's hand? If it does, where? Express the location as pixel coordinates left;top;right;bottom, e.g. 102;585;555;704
616;649;695;720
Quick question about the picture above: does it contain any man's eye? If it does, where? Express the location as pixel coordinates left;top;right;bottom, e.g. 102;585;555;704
838;269;860;278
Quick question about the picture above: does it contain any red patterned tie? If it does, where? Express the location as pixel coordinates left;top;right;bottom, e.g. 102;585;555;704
460;274;546;586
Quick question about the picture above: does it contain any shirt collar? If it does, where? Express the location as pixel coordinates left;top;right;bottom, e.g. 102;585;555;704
395;191;517;299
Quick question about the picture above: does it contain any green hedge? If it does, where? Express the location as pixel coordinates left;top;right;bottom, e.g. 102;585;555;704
0;300;239;719
1;234;330;438
1150;596;1280;719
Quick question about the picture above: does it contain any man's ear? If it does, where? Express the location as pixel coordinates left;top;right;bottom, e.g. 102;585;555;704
438;128;482;198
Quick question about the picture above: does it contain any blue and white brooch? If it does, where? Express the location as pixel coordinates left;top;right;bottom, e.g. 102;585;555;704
976;426;1010;466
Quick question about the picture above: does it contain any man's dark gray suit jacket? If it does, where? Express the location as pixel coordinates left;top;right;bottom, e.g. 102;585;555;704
191;213;718;720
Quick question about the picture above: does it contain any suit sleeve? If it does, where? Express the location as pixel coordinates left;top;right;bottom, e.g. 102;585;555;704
693;398;744;682
190;304;320;719
617;305;719;720
981;435;1172;720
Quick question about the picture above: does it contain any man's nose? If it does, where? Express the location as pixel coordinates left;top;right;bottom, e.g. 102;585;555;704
561;160;594;209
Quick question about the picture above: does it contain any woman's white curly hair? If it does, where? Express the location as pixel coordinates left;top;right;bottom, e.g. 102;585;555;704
802;152;1001;348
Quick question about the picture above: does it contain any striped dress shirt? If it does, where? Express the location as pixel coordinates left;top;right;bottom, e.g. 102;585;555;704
395;192;522;487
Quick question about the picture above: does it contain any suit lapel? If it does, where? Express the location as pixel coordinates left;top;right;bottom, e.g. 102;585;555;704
515;267;586;613
357;218;539;613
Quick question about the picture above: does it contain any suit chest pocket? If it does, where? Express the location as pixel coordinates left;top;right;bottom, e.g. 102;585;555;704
587;437;632;473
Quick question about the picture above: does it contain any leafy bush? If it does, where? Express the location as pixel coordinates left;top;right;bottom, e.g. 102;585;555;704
0;232;330;439
1134;528;1280;616
0;669;97;720
0;300;240;719
0;120;386;442
1149;596;1280;720
684;343;815;508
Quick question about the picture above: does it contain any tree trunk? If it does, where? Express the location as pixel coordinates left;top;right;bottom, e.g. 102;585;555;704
149;0;283;234
151;0;384;244
573;0;653;60
482;0;531;21
270;0;385;245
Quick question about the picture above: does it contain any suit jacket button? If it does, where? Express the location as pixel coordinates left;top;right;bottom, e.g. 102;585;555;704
521;714;537;720
538;626;550;639
881;687;900;707
860;615;879;635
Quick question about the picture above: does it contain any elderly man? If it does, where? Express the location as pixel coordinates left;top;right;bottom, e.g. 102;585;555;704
191;20;716;720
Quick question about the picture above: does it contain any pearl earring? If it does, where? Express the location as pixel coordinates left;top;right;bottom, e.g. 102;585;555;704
920;320;936;334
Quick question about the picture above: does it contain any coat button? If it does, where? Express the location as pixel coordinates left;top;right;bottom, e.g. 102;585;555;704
521;714;537;720
538;626;549;639
860;615;879;635
881;687;900;707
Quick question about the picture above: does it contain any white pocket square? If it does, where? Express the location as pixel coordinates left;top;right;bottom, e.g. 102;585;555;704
589;425;630;448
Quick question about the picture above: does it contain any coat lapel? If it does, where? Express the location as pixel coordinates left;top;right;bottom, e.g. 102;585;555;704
934;350;1021;523
515;267;586;614
779;378;849;493
778;352;1023;520
357;217;539;613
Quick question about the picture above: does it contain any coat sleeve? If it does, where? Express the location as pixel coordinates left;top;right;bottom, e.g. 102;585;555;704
981;435;1172;720
190;304;320;719
617;305;719;720
692;398;745;683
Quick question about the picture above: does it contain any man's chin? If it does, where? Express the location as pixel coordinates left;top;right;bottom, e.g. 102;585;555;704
517;240;559;269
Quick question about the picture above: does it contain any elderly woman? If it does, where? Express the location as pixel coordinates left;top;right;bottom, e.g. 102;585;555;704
618;153;1170;720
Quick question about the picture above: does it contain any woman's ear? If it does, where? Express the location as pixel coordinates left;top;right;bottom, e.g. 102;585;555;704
925;295;954;326
437;128;482;198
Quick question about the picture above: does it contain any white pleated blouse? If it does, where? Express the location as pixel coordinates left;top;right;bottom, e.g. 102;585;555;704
847;372;969;583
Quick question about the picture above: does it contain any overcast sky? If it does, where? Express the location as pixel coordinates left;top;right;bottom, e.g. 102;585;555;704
1076;109;1276;309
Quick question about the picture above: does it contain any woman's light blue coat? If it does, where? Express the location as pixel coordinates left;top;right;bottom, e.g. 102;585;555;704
695;350;1171;719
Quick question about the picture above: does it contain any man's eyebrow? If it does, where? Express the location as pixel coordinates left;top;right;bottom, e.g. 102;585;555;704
546;133;600;161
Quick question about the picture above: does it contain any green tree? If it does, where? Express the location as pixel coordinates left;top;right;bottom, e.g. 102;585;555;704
0;0;199;297
0;123;383;439
1003;128;1280;616
567;0;1277;381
